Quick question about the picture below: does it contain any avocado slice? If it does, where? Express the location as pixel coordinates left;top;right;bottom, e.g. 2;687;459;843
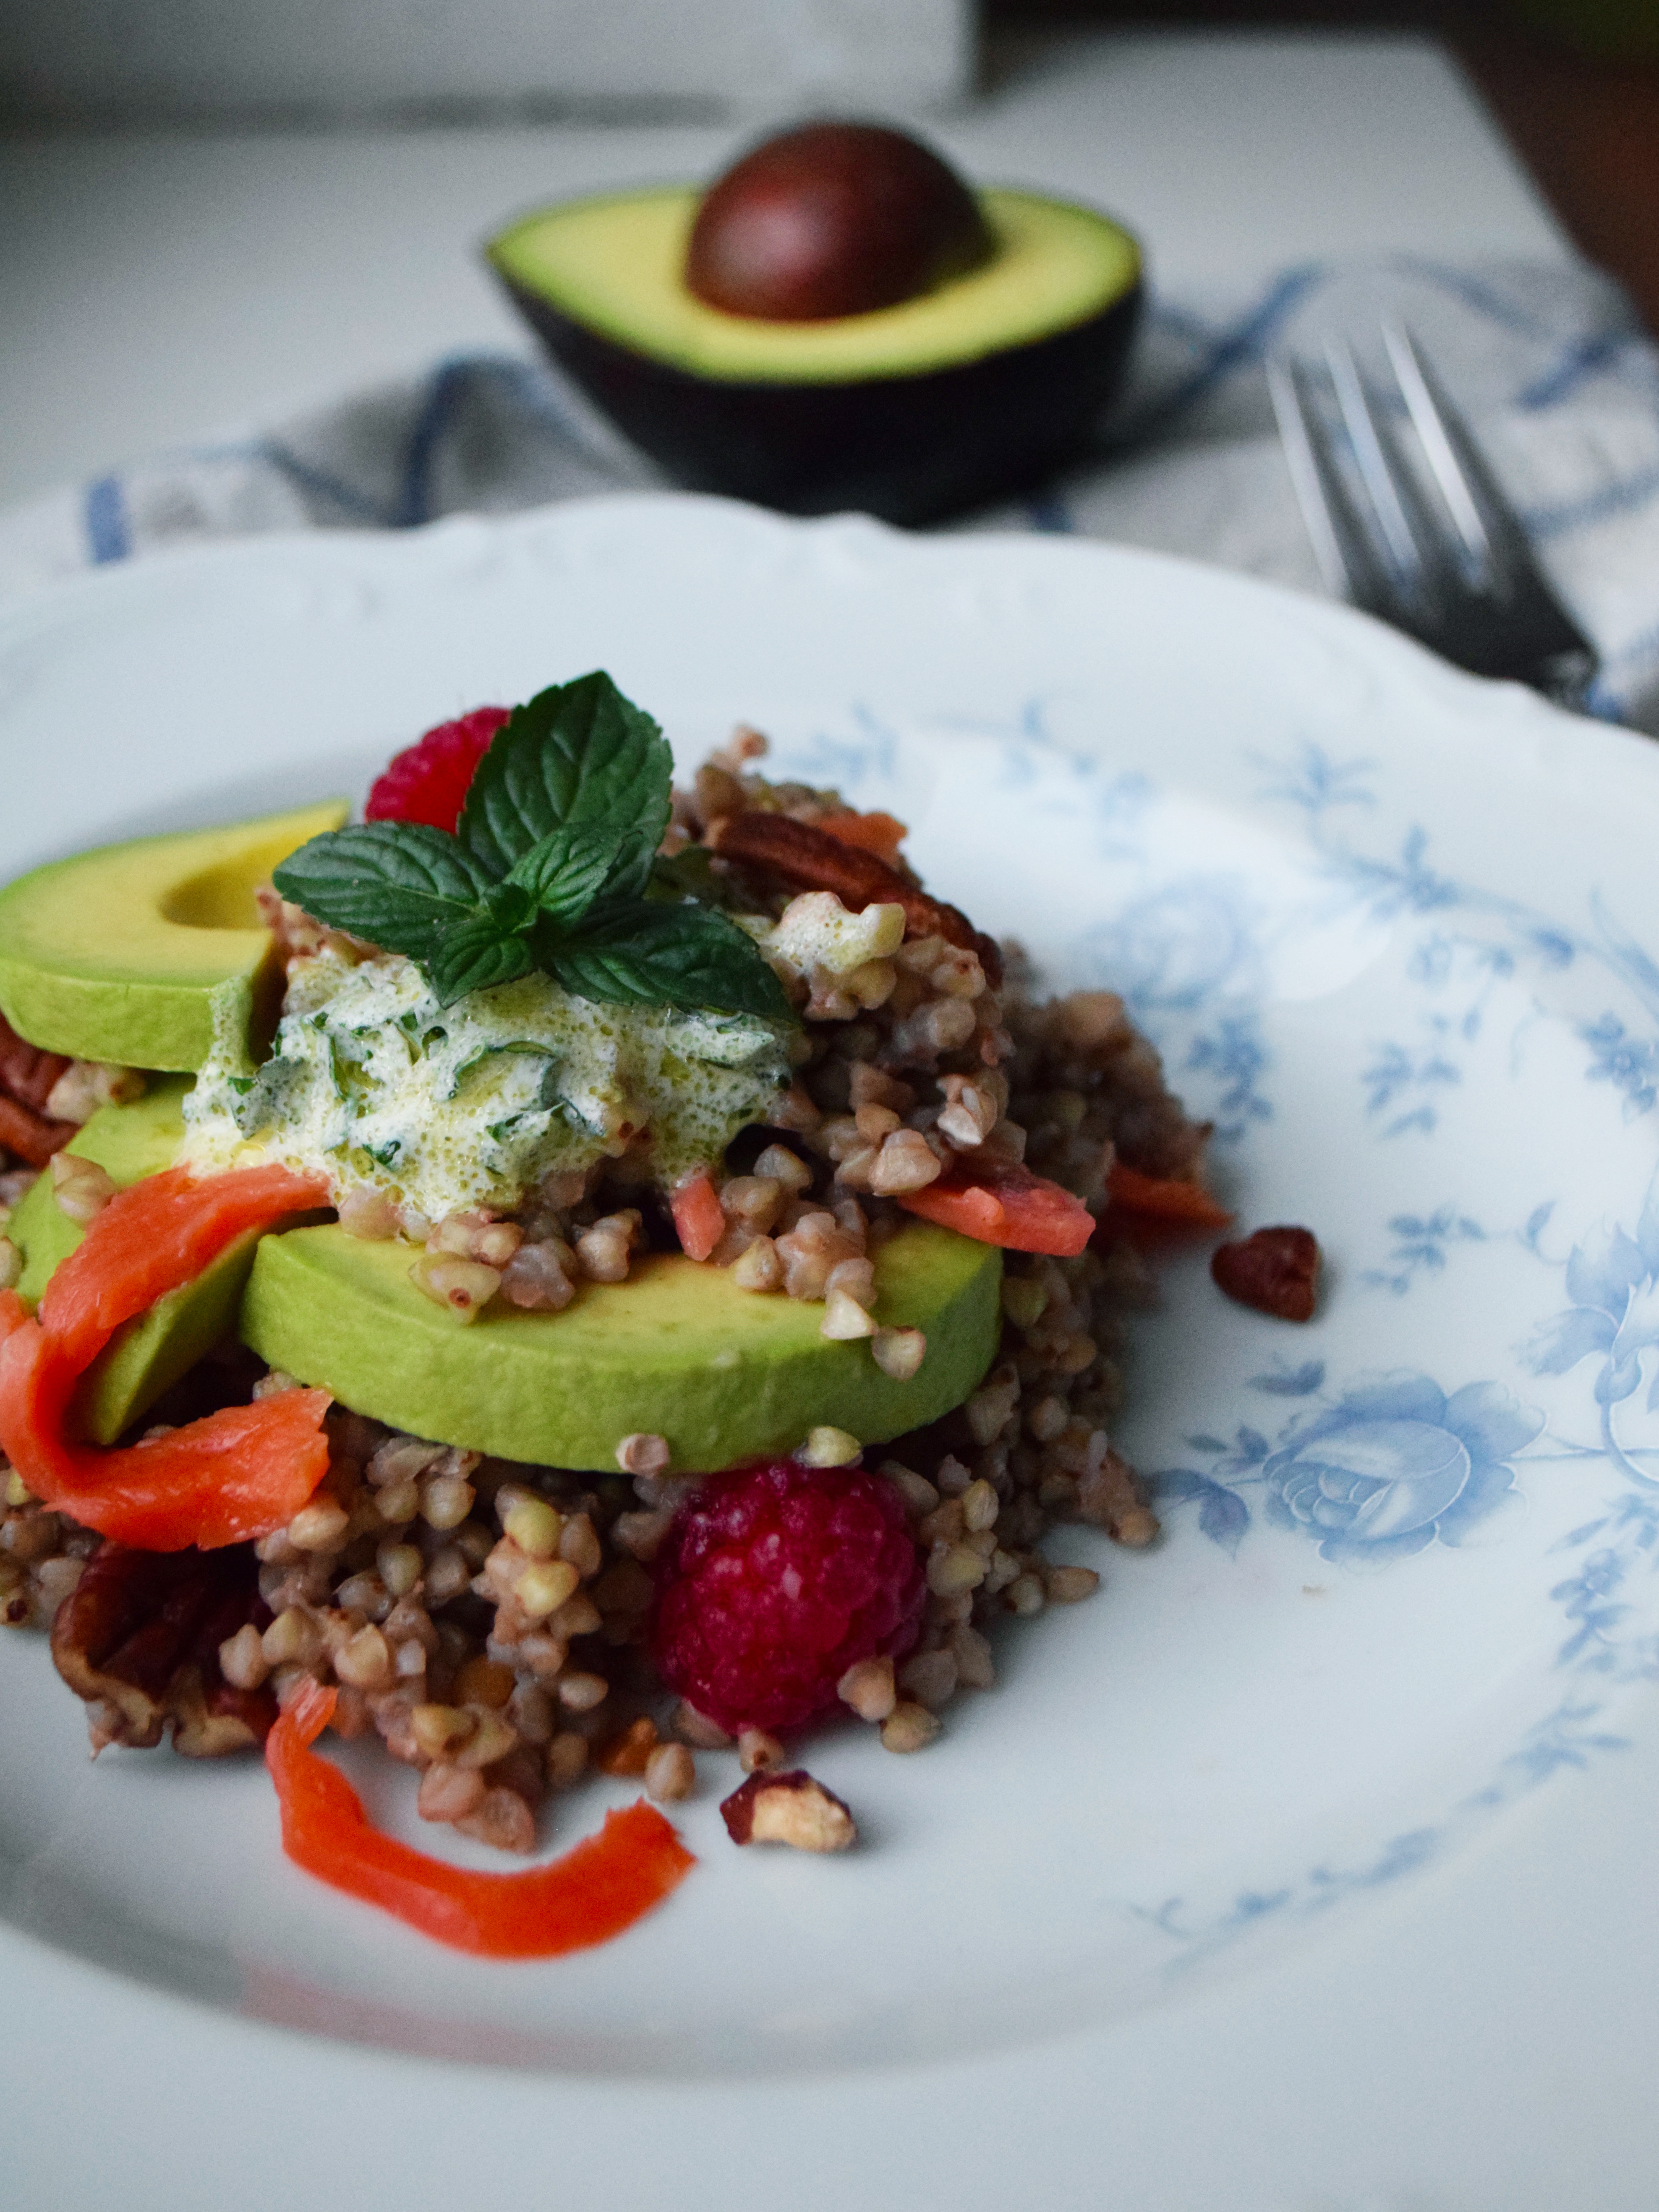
0;800;349;1074
10;1075;1002;1468
7;1077;259;1445
10;1075;194;1306
487;186;1142;525
242;1218;1001;1473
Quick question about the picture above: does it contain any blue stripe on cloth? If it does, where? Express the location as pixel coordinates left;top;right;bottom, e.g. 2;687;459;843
1517;329;1641;412
392;352;645;524
1119;263;1331;442
1132;258;1646;438
394;358;480;529
84;475;130;563
258;439;389;524
1383;257;1572;346
1585;614;1659;720
392;354;619;525
190;354;627;535
487;355;611;443
1583;680;1628;723
1523;461;1659;541
1379;257;1651;415
1027;490;1075;533
1145;301;1225;347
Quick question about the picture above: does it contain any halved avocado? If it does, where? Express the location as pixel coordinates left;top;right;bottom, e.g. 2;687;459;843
242;1218;1001;1473
487;185;1142;524
0;800;348;1074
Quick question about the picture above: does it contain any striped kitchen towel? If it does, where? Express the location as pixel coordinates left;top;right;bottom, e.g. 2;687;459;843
3;253;1656;730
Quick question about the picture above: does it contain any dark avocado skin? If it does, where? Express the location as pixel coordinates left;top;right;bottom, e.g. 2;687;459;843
498;276;1143;527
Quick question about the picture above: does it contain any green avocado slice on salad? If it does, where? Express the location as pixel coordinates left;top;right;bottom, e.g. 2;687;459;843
0;678;1003;1466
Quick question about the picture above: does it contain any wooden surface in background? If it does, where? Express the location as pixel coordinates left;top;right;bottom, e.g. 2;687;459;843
1456;31;1659;332
989;3;1659;333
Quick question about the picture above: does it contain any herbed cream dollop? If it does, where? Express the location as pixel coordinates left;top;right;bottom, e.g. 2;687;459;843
181;946;793;1221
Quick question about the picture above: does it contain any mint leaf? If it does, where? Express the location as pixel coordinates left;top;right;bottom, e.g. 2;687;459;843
648;845;736;910
505;820;631;929
429;918;536;1005
274;678;799;1040
541;903;792;1021
480;880;537;934
458;673;673;895
273;823;493;961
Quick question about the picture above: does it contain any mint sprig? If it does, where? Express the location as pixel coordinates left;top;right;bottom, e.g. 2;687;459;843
267;822;495;962
539;901;778;1011
504;820;629;923
459;671;673;898
272;672;791;1021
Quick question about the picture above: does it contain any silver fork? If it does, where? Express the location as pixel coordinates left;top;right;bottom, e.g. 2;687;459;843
1268;324;1597;708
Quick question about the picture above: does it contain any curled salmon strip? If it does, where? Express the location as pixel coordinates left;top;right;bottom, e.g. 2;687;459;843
0;1163;332;1550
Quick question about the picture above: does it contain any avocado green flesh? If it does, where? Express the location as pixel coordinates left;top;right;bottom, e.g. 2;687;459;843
8;1077;257;1446
243;1219;1002;1472
0;801;348;1072
9;1075;1002;1467
488;187;1140;385
12;1077;193;1305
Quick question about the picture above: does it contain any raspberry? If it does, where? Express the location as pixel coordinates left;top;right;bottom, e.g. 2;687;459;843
649;1460;925;1735
365;705;510;832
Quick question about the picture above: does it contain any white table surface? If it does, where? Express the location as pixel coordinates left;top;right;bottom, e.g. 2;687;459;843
0;29;1567;514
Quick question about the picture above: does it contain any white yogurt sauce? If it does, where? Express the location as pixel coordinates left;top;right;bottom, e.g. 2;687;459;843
182;946;794;1221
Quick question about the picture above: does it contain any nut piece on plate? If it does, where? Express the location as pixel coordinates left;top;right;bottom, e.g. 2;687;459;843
720;1767;857;1853
50;1542;274;1756
1210;1224;1321;1322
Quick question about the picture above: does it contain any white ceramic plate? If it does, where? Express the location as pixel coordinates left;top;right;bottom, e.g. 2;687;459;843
4;496;1659;2209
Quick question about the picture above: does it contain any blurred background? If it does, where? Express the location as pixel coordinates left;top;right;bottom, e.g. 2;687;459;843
3;0;1656;713
998;0;1659;322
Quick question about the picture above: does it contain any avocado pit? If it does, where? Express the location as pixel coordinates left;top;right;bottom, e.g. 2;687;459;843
684;121;993;323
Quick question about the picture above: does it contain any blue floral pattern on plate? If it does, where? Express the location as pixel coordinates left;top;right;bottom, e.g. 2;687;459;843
1161;1370;1540;1567
13;503;1659;2062
772;673;1659;1975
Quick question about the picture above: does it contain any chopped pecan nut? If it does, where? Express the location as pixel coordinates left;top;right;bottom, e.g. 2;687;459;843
707;810;1002;986
720;1767;857;1852
170;1670;279;1758
1211;1225;1321;1322
0;1093;78;1169
171;1561;282;1756
51;1542;274;1756
0;1014;73;1118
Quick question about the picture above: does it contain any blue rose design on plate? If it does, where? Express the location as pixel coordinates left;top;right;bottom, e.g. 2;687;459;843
1261;1374;1542;1565
1161;1371;1544;1568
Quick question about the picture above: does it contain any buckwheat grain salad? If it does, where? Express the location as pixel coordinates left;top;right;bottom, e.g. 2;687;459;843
0;680;1218;1948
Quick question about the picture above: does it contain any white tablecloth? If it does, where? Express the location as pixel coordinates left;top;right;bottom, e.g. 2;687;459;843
4;252;1656;728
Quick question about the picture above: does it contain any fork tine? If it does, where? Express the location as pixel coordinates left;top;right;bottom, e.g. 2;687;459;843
1381;322;1492;571
1267;355;1395;614
1383;320;1592;657
1397;326;1597;690
1322;336;1421;585
1364;359;1476;600
1273;327;1599;706
1266;356;1350;598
